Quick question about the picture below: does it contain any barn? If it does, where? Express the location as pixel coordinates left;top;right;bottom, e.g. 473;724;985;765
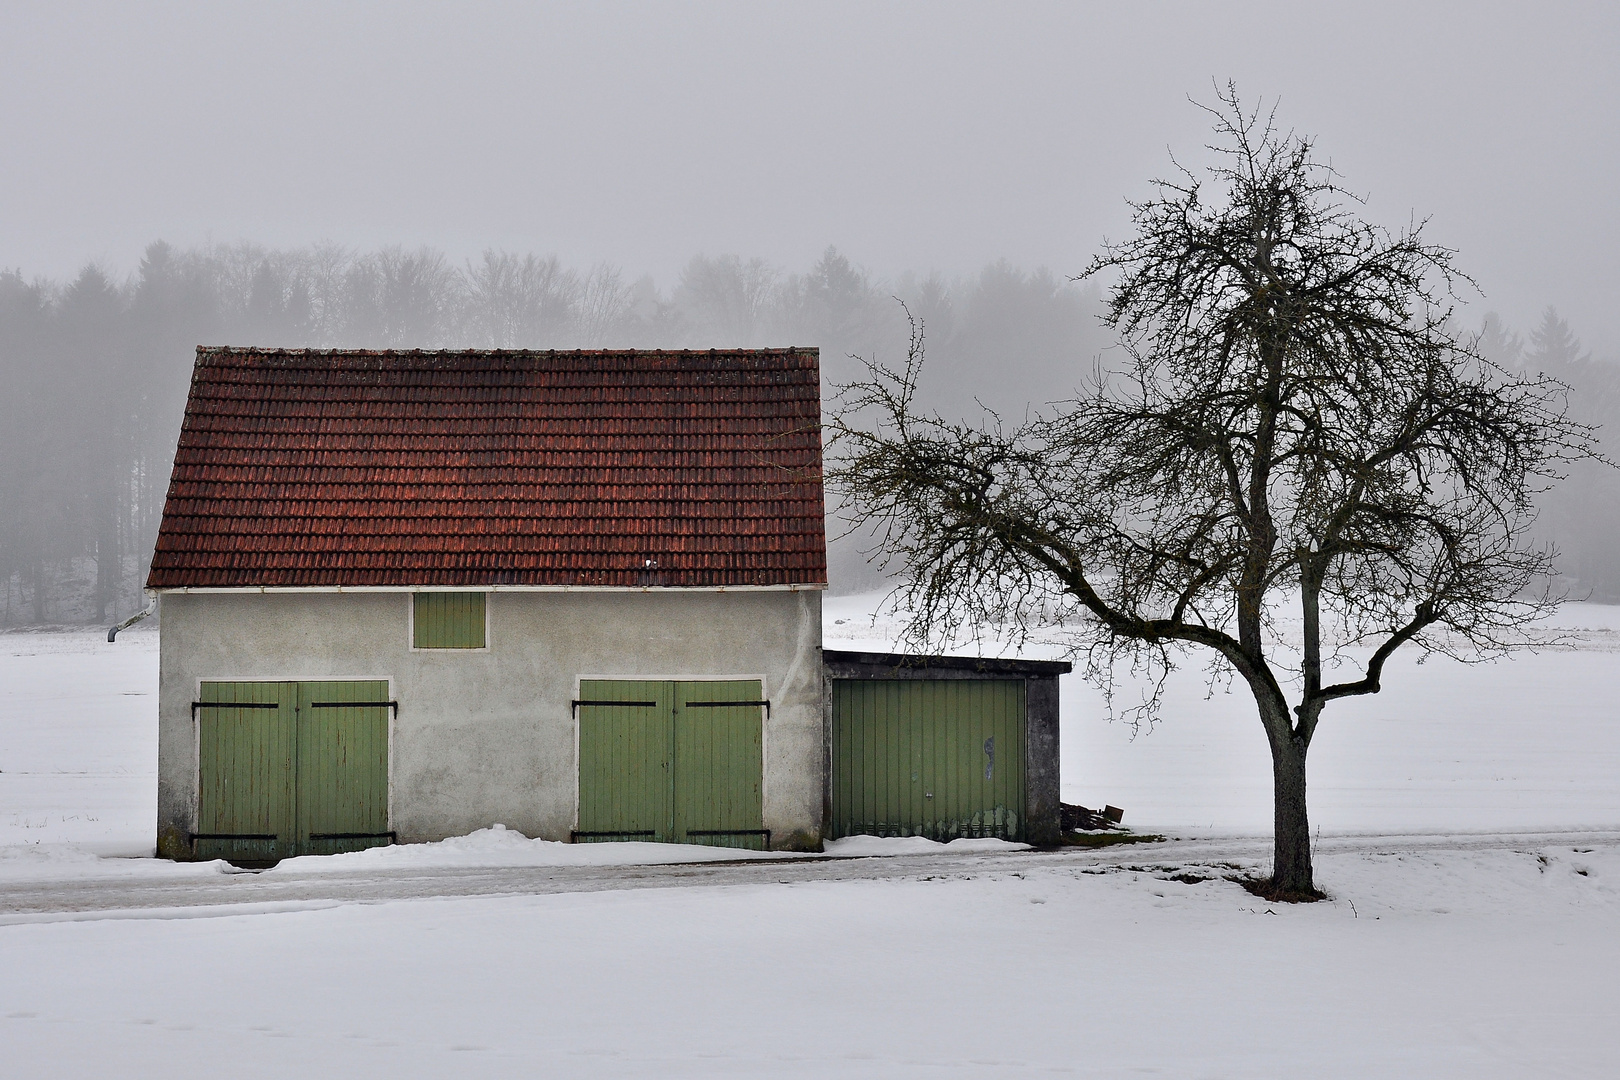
146;345;1067;863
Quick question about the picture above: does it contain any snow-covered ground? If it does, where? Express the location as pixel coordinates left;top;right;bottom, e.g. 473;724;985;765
0;624;158;856
2;839;1616;1078
2;605;1618;1076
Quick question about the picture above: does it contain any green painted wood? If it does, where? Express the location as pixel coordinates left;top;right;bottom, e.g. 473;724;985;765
413;592;486;649
196;679;391;862
576;680;673;842
675;680;765;850
196;681;297;863
830;679;1026;842
296;681;392;856
575;680;767;849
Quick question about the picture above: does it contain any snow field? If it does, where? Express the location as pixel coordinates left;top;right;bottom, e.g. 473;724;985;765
2;841;1616;1078
827;593;1620;834
2;612;1619;1075
0;624;158;855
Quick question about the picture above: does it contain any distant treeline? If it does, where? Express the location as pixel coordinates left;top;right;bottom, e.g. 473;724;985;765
0;241;1112;623
1476;309;1620;603
3;240;1614;623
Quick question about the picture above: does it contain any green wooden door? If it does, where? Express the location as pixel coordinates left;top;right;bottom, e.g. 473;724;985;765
196;681;297;863
576;680;673;842
196;680;391;863
576;680;766;849
675;681;766;849
297;681;392;855
831;679;1026;842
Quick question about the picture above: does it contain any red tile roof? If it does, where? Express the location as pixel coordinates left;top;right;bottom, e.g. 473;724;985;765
147;348;826;588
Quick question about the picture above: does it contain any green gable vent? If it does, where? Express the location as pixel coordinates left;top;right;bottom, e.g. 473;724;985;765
413;592;486;649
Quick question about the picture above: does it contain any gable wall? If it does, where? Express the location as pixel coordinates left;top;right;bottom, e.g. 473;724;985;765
156;589;823;857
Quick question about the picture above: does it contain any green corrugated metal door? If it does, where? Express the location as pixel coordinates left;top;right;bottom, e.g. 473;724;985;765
576;680;674;842
196;681;297;863
196;680;390;863
576;680;766;849
831;679;1026;841
675;681;766;850
297;681;392;855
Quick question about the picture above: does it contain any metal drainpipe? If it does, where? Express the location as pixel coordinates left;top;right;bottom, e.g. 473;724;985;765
108;592;157;642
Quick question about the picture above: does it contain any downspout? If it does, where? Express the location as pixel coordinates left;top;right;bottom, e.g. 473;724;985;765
108;592;157;642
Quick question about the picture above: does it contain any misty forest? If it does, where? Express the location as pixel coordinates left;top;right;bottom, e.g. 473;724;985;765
0;240;1614;625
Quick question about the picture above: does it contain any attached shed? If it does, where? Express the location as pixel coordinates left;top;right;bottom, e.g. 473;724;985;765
149;347;827;861
822;650;1071;846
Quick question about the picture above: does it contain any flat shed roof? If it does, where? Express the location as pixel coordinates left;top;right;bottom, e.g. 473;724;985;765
822;649;1073;678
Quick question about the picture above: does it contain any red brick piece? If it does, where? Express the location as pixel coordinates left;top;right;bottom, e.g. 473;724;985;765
146;348;827;588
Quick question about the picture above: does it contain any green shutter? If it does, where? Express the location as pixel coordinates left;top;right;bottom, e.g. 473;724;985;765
576;680;674;843
196;680;391;863
575;680;767;849
196;681;297;863
296;681;392;856
831;679;1026;842
675;681;766;849
413;592;486;649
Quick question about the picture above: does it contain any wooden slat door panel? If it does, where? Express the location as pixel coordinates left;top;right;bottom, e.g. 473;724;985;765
576;680;673;842
575;679;766;849
296;681;392;856
196;681;297;863
830;679;1026;842
675;680;766;850
196;679;391;863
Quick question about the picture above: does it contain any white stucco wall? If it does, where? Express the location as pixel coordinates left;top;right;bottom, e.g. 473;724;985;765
156;588;824;858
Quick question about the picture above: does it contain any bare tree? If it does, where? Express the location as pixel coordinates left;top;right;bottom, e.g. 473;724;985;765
575;264;635;347
341;246;463;347
674;253;779;346
466;250;580;348
828;88;1596;898
1517;309;1620;599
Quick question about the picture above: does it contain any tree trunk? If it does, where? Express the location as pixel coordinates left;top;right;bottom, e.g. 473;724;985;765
95;520;120;622
30;559;45;624
1269;731;1316;896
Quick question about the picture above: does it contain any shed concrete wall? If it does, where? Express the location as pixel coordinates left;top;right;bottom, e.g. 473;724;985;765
1022;675;1062;845
157;589;823;859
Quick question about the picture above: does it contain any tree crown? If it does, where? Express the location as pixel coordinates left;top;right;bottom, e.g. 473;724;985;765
830;88;1595;734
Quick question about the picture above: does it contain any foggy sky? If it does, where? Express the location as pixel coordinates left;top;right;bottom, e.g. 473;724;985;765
4;1;1617;351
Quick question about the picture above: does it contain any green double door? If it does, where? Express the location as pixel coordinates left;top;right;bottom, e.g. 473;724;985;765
576;679;767;850
830;679;1026;842
195;680;391;863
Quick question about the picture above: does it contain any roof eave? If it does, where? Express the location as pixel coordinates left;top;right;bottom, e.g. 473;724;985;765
150;582;829;594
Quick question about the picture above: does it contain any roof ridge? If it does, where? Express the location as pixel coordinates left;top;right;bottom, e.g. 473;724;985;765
195;346;819;359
